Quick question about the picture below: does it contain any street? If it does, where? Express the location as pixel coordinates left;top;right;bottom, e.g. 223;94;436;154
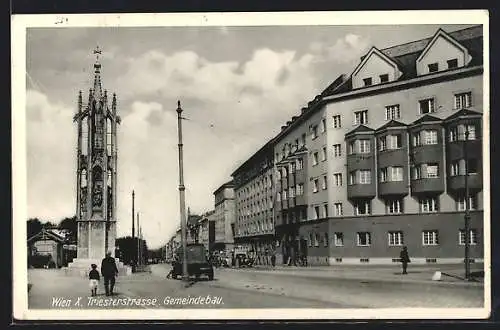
28;263;484;309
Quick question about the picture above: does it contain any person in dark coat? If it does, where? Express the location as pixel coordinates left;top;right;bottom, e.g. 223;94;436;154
400;246;410;275
101;251;119;296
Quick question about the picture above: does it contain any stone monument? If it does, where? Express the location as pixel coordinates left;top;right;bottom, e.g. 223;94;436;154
65;47;131;276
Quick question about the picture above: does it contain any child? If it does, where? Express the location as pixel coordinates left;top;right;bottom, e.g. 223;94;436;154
88;264;100;296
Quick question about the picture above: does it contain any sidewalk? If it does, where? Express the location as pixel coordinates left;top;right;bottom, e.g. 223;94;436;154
221;263;485;287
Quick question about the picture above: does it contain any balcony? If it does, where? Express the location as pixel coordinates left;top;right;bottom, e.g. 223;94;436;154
378;181;408;197
448;174;483;192
282;199;289;210
295;169;306;183
411;145;443;164
295;194;307;206
288;197;296;208
411;178;444;194
288;175;295;187
347;153;375;171
347;183;376;199
447;139;482;161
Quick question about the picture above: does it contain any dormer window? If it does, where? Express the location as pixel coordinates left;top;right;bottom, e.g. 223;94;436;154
447;58;458;69
379;74;389;83
363;78;372;86
428;63;439;73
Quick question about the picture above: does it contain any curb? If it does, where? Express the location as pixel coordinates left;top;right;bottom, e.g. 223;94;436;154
223;268;484;288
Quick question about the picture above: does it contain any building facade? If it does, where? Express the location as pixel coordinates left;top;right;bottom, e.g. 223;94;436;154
243;26;485;265
232;141;277;264
198;210;216;252
213;181;236;252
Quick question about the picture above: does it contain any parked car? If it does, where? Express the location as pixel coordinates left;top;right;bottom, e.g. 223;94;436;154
171;244;214;280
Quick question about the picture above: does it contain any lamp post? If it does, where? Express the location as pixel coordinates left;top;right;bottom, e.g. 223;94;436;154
464;128;471;281
176;100;189;284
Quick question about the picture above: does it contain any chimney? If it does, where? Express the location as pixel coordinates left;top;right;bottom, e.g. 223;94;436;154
281;125;287;131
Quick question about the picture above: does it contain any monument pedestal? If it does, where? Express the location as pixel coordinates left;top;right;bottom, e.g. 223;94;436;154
64;258;132;277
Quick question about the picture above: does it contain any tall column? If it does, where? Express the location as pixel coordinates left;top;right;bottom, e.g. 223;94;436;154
76;91;83;220
103;90;109;255
112;93;118;257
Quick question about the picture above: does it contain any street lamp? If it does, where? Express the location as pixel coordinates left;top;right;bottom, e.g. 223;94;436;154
176;100;189;284
463;127;471;281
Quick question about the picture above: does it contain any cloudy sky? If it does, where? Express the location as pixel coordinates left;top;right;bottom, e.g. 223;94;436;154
25;23;476;248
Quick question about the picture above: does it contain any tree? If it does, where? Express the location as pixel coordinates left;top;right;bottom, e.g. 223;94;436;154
27;218;43;239
58;216;77;243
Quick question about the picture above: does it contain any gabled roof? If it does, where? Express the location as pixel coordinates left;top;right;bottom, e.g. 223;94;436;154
410;114;442;126
352;46;401;77
27;228;66;244
416;28;472;65
345;125;374;137
444;108;483;122
376;120;408;132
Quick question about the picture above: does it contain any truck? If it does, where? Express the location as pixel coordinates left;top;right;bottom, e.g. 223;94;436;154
171;243;214;280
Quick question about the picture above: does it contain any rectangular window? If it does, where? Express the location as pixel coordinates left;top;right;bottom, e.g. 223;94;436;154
322;175;328;190
289;187;295;199
388;135;402;149
349;171;356;185
379;168;388;183
348;141;356;155
354;110;368;125
313;179;319;193
426;163;439;178
314;206;320;219
419;197;439;212
357;232;372;246
321;118;326;133
454;92;472;109
333;115;342;128
334;232;344;246
323;204;328;218
423;130;438;145
354;200;371;215
359;170;371;184
422;230;439;245
379;136;387;151
419;98;436;114
466;124;477;140
334;203;343;216
324;233;329;247
312;152;319;166
413;132;421;147
459;229;478;245
380;74;389;83
449;126;459;142
282;190;287;200
391;166;403;181
359;139;371;153
388;231;404;246
296;158;304;170
457;194;478;211
385;104;401;120
450;161;460;176
447;58;458;69
363;77;372;86
467;158;478;174
301;133;306;147
333;173;343;186
333;144;342;157
322;146;327;161
314;234;320;247
386;199;403;214
428;63;439;73
311;125;318;139
296;183;304;196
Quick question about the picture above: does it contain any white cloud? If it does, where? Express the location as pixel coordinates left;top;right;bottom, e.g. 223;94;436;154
309;33;370;64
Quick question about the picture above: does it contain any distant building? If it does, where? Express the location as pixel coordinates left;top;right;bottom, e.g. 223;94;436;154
27;228;69;268
231;140;276;263
213;181;236;252
198;210;216;252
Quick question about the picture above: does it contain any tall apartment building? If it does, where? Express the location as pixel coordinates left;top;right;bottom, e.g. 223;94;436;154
213;181;236;252
271;26;484;265
232;141;276;261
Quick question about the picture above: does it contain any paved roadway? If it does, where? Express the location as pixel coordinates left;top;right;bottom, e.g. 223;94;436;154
28;263;484;309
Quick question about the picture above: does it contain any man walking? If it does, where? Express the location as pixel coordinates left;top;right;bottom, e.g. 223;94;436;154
400;246;410;275
101;251;119;296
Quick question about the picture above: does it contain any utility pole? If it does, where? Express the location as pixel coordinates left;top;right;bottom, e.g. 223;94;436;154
464;128;471;281
131;190;135;271
137;212;141;268
176;100;189;284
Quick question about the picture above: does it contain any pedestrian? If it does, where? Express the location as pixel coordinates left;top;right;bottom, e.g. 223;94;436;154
101;251;119;296
400;246;410;275
271;250;276;267
88;263;100;296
